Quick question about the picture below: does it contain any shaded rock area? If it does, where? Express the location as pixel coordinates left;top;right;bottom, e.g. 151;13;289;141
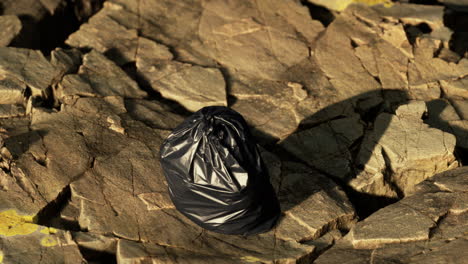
314;167;468;263
1;0;468;263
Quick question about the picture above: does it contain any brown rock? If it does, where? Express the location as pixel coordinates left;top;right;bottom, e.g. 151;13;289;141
372;3;451;41
198;0;322;80
0;16;22;47
0;104;26;118
39;0;63;15
280;115;364;179
0;77;25;105
315;167;468;264
136;59;227;112
315;11;381;96
426;99;468;149
8;91;356;262
66;7;141;65
0;225;85;264
0;47;60;97
50;48;82;78
352;101;457;198
408;39;468;88
57;50;146;100
276;162;356;242
440;77;468;100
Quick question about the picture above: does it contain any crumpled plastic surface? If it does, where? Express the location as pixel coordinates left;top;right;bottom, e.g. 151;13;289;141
160;106;281;235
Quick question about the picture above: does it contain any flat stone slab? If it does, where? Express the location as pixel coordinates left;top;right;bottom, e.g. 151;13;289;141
315;166;468;263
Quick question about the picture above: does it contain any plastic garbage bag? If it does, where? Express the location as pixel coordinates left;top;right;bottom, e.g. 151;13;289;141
160;106;281;235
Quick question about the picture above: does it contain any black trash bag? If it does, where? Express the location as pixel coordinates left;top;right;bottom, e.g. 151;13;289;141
160;106;281;235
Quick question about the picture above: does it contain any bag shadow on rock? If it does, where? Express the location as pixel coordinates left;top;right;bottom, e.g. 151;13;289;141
267;88;467;219
261;89;411;219
160;106;281;236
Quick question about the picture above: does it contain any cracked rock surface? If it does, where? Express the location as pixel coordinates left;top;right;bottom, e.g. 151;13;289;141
1;0;468;263
314;166;468;263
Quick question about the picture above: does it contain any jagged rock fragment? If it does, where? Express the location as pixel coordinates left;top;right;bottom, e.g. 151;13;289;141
440;77;468;100
280;115;364;179
275;162;356;242
0;104;26;118
372;3;451;41
315;166;468;264
57;50;146;100
39;0;64;15
0;47;59;97
352;101;457;198
0;77;25;104
315;8;382;96
50;48;82;77
66;9;140;65
0;16;22;47
198;0;323;80
137;60;227;112
426;99;468;149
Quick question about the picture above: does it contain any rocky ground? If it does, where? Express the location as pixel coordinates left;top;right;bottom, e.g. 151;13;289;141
0;0;467;263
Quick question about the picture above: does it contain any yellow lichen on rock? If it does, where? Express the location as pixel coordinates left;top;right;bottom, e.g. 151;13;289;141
353;0;393;7
240;256;263;263
0;209;38;237
0;250;4;263
40;236;58;247
312;0;393;11
40;227;58;234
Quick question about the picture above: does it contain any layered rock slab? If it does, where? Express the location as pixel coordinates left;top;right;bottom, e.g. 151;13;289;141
315;166;468;264
65;0;326;138
0;47;60;97
351;101;458;198
56;50;147;100
67;7;228;112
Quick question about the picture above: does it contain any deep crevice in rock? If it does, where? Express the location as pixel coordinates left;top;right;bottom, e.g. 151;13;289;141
404;22;432;45
8;0;105;55
444;8;468;58
407;0;442;5
454;146;468;166
300;0;335;27
77;246;117;264
428;211;449;239
340;183;399;220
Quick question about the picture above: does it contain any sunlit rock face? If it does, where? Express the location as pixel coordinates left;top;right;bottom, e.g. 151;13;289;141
0;0;467;263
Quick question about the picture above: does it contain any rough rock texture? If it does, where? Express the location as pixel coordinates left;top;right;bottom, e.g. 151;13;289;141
0;47;60;97
280;115;364;180
1;0;468;263
56;50;146;100
315;167;468;263
351;101;458;198
0;217;85;264
1;93;356;262
0;16;22;47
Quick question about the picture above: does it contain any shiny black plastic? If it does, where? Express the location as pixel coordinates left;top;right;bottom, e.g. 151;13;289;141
160;106;281;235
